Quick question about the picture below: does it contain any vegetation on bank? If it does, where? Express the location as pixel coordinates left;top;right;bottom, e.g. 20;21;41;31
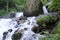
36;0;60;40
39;21;60;40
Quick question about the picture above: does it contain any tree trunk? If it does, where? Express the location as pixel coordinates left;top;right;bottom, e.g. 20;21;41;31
7;0;9;13
23;0;43;16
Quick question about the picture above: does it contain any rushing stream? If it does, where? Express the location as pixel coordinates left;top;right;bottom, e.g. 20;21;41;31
0;13;42;40
0;6;48;40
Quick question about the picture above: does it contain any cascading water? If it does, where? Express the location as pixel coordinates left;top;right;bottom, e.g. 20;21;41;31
43;6;48;14
0;12;45;40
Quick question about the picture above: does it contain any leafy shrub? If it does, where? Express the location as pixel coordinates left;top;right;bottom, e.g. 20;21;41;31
48;0;60;12
54;21;60;34
41;0;47;5
36;15;57;33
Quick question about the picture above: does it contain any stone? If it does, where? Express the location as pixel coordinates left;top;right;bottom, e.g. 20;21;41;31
12;29;24;40
8;29;12;32
3;32;8;36
23;0;43;17
32;27;39;33
15;16;27;25
3;31;8;40
24;28;27;30
19;16;27;20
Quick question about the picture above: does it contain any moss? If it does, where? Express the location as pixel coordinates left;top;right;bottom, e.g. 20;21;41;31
36;15;55;26
36;15;58;33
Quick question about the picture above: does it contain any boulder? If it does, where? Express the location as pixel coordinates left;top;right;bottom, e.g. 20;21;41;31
23;0;43;17
12;29;24;40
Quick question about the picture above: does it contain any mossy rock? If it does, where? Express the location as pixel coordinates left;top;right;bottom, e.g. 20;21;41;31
12;33;22;40
37;15;52;24
36;15;58;33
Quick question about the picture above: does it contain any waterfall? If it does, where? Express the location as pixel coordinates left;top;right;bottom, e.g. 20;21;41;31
43;6;48;14
0;12;45;40
15;12;23;18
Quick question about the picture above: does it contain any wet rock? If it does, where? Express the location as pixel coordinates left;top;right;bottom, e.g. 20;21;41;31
3;32;8;36
3;32;8;40
12;29;24;40
15;16;27;25
9;12;16;18
27;20;30;25
24;28;27;30
8;29;12;32
32;27;39;33
19;16;27;20
19;20;25;23
32;34;36;39
17;20;25;25
16;16;27;21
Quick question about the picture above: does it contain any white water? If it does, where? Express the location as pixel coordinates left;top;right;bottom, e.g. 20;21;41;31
0;12;45;40
43;6;48;14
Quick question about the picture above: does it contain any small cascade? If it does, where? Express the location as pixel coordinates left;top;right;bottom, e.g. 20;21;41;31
43;6;48;14
0;12;45;40
15;12;23;18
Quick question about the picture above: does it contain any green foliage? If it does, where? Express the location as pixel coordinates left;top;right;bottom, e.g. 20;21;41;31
36;15;54;24
54;21;60;34
40;34;60;40
0;9;7;16
48;0;60;12
57;11;60;19
36;15;54;29
41;0;47;5
13;0;26;11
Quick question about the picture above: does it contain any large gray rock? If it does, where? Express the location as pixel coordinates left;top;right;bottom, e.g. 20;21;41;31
23;0;43;17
